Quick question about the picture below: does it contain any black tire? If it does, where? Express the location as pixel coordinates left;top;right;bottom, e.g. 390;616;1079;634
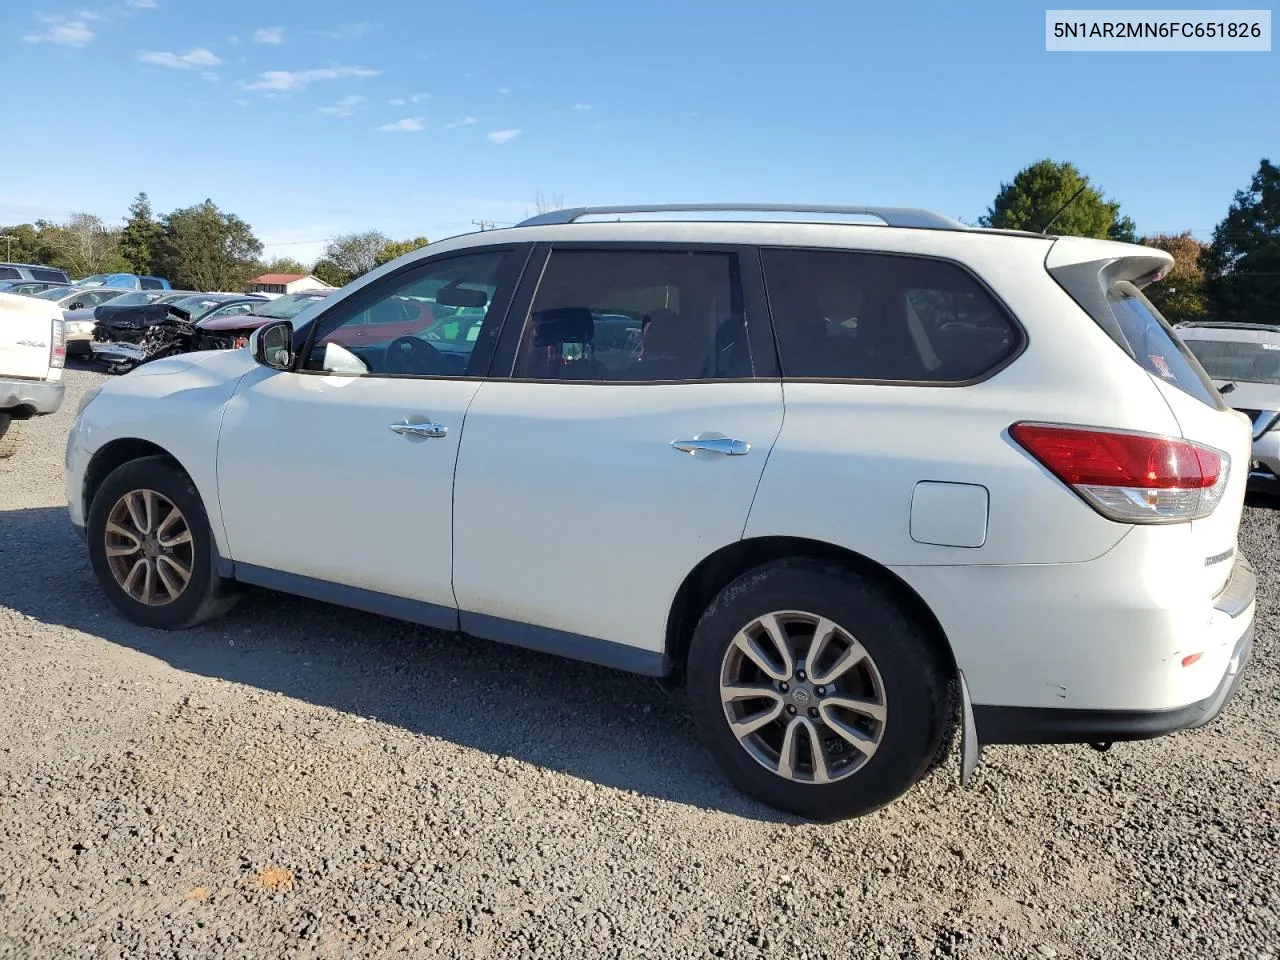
686;559;950;821
0;414;22;459
87;456;239;629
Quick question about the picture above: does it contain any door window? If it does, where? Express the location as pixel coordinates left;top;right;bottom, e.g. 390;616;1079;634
762;248;1022;382
303;251;515;378
511;249;751;381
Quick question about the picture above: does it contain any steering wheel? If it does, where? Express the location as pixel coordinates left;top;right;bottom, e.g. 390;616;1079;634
384;335;445;375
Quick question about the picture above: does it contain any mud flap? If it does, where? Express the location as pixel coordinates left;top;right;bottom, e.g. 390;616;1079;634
959;671;982;786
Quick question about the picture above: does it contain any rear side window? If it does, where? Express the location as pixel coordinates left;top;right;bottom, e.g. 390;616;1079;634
761;249;1021;382
31;268;68;283
0;267;19;280
1106;282;1218;407
140;277;164;290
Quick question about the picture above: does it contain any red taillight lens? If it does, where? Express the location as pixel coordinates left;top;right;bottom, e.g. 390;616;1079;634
1011;422;1229;523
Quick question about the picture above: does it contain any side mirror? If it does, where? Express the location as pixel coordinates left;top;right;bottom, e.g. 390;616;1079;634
251;320;294;370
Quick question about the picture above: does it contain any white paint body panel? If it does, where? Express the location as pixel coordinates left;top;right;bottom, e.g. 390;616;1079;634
217;367;480;608
452;381;783;651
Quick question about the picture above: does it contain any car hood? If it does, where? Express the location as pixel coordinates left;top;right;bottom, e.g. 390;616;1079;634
198;314;273;333
1214;379;1280;412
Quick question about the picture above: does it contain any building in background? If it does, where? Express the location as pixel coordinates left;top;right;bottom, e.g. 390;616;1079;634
246;273;334;295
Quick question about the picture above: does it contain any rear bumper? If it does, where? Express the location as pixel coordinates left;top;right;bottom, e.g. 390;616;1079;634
0;377;65;416
973;555;1256;745
974;620;1253;744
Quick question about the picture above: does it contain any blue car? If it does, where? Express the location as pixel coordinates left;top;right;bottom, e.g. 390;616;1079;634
76;272;172;290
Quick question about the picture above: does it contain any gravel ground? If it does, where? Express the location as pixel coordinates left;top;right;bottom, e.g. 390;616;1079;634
1;367;1278;960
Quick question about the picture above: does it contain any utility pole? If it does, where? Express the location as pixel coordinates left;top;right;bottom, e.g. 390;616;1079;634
471;219;494;232
0;235;11;261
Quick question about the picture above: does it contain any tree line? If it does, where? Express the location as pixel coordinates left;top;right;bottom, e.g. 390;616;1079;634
2;161;1275;324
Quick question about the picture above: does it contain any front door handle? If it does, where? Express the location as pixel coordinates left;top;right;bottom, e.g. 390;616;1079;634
389;420;448;439
671;437;751;456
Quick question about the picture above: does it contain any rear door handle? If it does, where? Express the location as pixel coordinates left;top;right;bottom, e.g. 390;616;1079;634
671;437;751;456
390;420;448;439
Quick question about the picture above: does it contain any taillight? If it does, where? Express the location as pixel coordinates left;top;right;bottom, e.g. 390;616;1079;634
50;319;67;369
1010;422;1229;523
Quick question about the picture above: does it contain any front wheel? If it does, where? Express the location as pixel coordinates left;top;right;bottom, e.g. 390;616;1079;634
87;456;239;629
686;560;950;821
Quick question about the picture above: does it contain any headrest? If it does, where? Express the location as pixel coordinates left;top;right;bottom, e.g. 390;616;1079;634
533;307;594;346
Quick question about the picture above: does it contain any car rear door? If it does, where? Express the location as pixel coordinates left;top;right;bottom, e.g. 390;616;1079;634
450;244;782;669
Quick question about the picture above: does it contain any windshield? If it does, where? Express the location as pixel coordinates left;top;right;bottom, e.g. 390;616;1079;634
77;274;108;286
253;293;331;319
101;291;156;307
1182;337;1280;386
34;286;76;300
170;296;239;320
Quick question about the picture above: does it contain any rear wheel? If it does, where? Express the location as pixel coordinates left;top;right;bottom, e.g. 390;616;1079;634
0;414;23;459
686;560;950;820
87;456;239;629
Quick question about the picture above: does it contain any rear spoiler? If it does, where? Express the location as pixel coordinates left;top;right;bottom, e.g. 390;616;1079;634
1044;238;1175;352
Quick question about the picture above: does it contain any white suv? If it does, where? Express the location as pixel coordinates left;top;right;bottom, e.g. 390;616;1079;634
65;205;1256;820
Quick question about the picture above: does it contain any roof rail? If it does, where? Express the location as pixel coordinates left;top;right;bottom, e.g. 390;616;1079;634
515;204;966;230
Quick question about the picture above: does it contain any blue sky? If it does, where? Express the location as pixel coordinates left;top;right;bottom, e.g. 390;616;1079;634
2;0;1276;265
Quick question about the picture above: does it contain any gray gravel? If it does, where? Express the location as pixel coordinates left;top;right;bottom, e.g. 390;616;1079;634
1;366;1278;960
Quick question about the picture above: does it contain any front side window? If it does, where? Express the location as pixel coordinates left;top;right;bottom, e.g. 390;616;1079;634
304;250;513;378
511;249;750;381
762;249;1021;382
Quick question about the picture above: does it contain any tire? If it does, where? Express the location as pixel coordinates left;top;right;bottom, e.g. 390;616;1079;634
0;414;22;459
686;559;950;821
87;456;239;629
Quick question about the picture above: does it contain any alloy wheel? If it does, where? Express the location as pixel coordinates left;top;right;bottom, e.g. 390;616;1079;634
719;610;888;784
103;488;195;606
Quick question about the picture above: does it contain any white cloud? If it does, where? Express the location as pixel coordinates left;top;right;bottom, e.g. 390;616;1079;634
23;15;95;47
389;98;405;106
316;21;376;40
378;117;424;132
240;65;378;92
444;116;477;129
318;95;366;117
572;103;592;112
252;26;283;45
226;34;239;45
488;129;520;143
125;0;158;7
497;87;510;94
234;99;249;107
138;47;222;69
201;71;219;82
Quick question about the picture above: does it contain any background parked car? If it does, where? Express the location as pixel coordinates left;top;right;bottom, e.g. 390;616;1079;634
0;262;70;285
61;290;199;355
0;280;68;296
196;290;336;346
75;273;172;290
1177;320;1280;493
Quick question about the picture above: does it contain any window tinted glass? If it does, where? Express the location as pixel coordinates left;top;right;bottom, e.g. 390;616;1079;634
31;268;67;283
513;249;749;381
762;249;1020;382
1107;282;1218;407
305;251;511;378
1182;336;1280;386
0;267;19;280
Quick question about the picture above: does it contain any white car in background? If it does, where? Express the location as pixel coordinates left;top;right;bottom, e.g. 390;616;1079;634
65;204;1256;820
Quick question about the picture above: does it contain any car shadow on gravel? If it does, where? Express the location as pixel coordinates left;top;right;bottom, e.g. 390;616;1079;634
0;505;793;823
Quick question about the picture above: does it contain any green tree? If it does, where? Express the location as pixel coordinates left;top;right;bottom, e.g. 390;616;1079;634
311;259;350;287
260;256;311;275
40;213;130;278
152;200;263;291
374;236;429;267
1138;232;1209;324
0;223;42;264
980;159;1135;240
1202;158;1280;325
119;192;161;276
319;231;390;285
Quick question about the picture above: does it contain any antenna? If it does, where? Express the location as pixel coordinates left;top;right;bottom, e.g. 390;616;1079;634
1039;184;1087;235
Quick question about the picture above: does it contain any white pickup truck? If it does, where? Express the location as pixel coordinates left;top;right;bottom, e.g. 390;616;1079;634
0;291;66;457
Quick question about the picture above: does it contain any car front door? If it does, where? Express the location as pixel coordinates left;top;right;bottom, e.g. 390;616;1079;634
451;244;783;671
216;246;528;623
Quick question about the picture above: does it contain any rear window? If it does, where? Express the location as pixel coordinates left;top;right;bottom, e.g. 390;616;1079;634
1106;282;1219;407
761;248;1021;381
0;267;19;280
31;268;68;283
